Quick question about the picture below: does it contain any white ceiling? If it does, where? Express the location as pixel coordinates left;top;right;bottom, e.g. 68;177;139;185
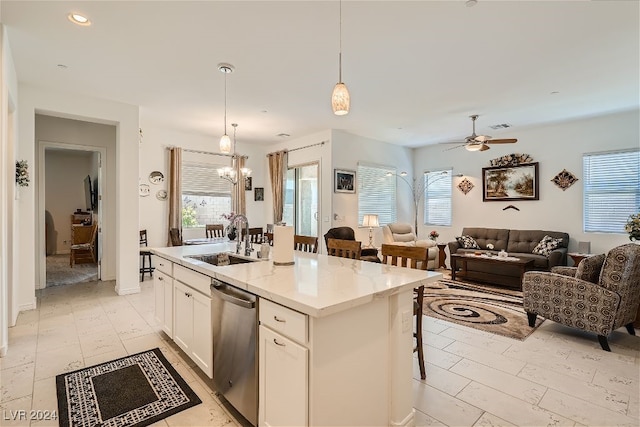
2;1;638;148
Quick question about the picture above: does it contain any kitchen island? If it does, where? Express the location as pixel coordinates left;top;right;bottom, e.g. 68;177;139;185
151;242;441;427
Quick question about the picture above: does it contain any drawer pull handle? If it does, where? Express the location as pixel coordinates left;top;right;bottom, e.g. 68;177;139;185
158;277;163;281
273;315;286;323
273;338;286;347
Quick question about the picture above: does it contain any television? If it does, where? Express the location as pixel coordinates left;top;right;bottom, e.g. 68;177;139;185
84;175;95;211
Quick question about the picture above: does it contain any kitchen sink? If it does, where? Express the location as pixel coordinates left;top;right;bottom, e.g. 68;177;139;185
186;252;255;266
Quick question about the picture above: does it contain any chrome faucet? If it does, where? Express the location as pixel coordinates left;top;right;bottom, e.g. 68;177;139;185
231;214;252;256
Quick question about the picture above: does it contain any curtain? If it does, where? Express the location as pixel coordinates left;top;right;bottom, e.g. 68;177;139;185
236;155;247;216
167;147;182;246
268;150;287;224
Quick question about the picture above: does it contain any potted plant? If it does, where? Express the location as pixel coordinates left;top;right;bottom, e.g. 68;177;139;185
625;212;640;242
220;212;237;240
429;230;439;242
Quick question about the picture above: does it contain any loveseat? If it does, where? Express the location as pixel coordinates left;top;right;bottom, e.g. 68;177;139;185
382;223;438;270
447;227;569;288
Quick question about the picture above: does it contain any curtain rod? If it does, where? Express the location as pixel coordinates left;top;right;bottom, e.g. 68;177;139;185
166;146;248;159
266;140;327;157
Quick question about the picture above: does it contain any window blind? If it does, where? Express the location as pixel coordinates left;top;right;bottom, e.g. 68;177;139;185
357;163;397;226
423;169;452;226
583;150;640;233
182;161;232;196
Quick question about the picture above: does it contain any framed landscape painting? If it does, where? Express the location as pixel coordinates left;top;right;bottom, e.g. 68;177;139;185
482;162;539;201
334;169;356;193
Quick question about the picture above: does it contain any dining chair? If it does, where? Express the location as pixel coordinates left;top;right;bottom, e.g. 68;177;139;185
294;235;319;253
206;224;225;238
326;238;361;260
242;227;264;243
381;244;428;380
169;228;183;246
139;229;154;281
70;223;98;267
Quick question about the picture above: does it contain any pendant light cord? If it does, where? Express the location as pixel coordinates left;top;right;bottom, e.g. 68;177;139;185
224;72;228;135
338;0;343;83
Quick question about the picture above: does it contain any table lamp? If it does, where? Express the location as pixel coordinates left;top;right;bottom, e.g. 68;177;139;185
362;214;379;248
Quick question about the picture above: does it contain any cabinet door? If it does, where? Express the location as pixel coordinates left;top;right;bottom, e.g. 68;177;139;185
259;325;308;427
162;275;173;337
153;272;166;326
191;291;213;378
173;281;193;354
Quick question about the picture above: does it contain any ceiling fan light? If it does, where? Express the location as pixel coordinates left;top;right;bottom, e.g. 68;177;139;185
465;143;484;152
219;134;231;154
332;82;350;115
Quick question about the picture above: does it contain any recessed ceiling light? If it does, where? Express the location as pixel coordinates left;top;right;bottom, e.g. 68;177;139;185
465;0;478;7
550;91;560;95
57;64;68;69
276;133;290;138
68;13;91;26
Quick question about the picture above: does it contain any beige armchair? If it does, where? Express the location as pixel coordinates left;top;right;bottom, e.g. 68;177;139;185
382;223;437;269
523;243;640;351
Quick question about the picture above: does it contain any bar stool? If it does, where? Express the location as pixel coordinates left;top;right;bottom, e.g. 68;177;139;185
140;229;154;281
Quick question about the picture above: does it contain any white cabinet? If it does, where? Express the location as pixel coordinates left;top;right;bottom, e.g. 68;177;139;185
153;270;173;337
259;299;308;427
173;278;213;378
259;325;308;427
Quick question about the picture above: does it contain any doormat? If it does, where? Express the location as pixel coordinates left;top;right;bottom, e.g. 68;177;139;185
423;278;544;340
56;348;201;427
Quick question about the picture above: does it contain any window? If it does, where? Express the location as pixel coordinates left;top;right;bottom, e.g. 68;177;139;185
423;169;452;226
181;161;232;228
357;163;397;225
583;150;640;233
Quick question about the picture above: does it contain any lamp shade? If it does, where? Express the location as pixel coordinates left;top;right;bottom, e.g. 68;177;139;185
220;134;232;154
331;82;350;115
362;214;379;228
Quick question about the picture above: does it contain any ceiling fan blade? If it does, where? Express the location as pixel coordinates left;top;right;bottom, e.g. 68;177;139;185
443;144;466;151
487;138;518;144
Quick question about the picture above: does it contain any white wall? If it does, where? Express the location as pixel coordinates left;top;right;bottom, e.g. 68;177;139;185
44;150;93;254
331;130;414;247
413;109;640;258
138;125;268;247
0;24;19;355
17;84;140;304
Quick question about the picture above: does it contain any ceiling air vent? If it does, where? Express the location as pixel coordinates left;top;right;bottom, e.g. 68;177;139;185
489;123;512;130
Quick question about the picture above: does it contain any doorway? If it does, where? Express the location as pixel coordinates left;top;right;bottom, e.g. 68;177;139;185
283;162;319;237
39;142;104;288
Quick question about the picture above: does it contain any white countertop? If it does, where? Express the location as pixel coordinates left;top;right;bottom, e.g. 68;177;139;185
150;242;442;318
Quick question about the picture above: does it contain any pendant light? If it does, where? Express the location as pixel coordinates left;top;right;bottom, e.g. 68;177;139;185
218;63;234;154
331;0;350;115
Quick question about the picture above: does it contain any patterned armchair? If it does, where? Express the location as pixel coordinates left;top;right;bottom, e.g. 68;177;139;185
522;244;640;351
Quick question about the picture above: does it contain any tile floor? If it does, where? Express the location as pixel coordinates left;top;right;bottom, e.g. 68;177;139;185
1;278;639;427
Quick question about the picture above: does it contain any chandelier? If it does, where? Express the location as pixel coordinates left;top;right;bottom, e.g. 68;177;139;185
217;123;251;184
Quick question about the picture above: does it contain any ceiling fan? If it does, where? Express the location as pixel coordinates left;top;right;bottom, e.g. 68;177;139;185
444;115;518;152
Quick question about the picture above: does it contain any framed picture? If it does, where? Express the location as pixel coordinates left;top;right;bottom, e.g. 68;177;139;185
254;187;264;201
482;162;539;201
245;177;252;191
334;169;356;193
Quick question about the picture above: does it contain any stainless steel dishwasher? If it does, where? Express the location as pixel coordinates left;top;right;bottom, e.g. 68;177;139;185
211;279;257;426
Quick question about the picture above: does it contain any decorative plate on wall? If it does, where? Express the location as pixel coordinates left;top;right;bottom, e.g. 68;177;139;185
551;169;578;191
149;171;164;184
139;184;150;197
156;190;168;201
457;178;474;195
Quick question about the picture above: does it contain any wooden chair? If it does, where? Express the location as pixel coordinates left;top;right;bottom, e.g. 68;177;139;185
70;224;98;267
206;224;225;238
381;244;428;380
140;229;154;281
327;238;361;260
169;228;183;246
242;227;264;243
294;235;319;253
264;232;274;246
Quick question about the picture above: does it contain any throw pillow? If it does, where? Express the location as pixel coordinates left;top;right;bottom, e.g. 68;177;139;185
456;235;480;249
532;235;563;256
575;253;605;284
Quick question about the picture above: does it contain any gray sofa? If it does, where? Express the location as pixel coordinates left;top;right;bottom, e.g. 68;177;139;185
447;227;569;288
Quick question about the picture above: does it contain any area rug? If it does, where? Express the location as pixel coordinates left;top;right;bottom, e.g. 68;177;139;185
46;254;98;287
423;278;544;340
56;348;201;427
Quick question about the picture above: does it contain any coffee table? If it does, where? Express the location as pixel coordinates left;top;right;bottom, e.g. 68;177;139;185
450;253;534;289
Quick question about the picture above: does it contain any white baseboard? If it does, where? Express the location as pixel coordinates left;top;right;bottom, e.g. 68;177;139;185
115;283;140;296
0;344;7;357
391;409;415;427
19;298;37;312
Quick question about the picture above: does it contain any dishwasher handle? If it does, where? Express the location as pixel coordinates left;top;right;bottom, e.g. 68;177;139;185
211;281;256;309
